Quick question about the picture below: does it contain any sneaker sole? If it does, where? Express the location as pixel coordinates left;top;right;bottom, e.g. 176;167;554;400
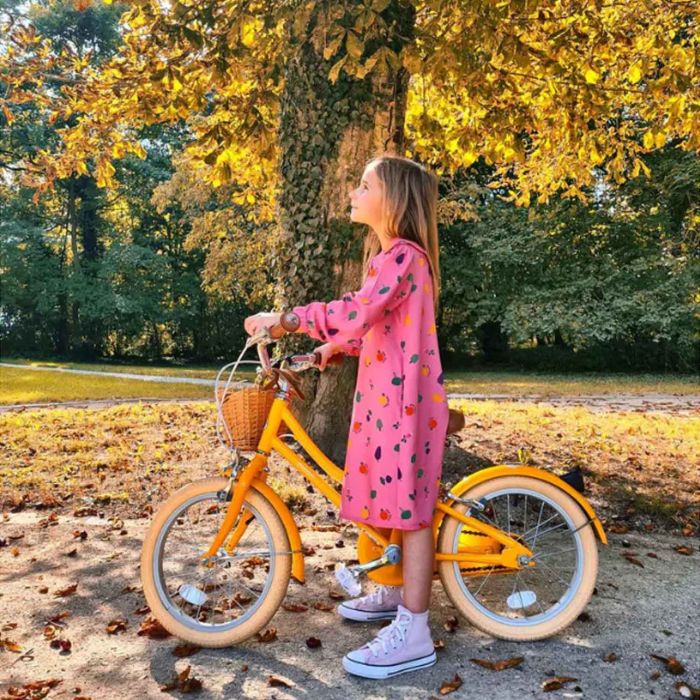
342;650;437;679
336;603;399;622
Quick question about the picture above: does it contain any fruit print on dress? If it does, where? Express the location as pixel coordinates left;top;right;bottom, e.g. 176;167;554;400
292;238;450;530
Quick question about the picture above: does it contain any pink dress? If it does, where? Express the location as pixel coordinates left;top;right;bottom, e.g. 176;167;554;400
292;237;449;530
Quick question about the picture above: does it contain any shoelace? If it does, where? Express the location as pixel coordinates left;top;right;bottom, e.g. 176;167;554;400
366;611;413;657
365;585;398;606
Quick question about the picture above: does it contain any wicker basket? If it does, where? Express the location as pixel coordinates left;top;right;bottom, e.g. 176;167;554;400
216;384;283;450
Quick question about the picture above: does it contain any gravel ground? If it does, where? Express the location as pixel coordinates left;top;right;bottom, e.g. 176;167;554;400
1;509;698;700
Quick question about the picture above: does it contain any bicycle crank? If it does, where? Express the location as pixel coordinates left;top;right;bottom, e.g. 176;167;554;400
334;544;402;596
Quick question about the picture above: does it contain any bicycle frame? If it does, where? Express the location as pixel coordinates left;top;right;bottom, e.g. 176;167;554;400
202;344;534;576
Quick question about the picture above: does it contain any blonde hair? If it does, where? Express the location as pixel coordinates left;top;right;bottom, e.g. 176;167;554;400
361;154;442;315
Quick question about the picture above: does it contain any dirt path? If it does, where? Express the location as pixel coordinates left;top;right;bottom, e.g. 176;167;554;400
2;361;698;415
1;510;697;699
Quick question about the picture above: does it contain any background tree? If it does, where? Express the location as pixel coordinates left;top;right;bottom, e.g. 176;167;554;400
2;0;698;456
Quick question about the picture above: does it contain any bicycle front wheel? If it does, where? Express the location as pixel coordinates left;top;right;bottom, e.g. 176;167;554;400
437;475;598;641
140;477;292;647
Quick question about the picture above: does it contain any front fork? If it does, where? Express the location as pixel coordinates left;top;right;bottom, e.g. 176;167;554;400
201;455;270;566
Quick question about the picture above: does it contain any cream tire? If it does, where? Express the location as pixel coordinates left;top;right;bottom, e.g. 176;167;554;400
140;477;292;647
437;475;598;641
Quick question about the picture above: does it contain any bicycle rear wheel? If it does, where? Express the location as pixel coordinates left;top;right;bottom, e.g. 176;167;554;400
140;477;292;647
437;475;598;641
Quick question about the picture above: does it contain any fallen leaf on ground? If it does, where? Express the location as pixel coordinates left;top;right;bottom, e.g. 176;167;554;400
159;665;202;693
47;611;70;624
621;552;644;567
542;676;578;691
674;680;700;698
439;673;463;695
106;618;128;634
443;616;459;632
673;545;693;556
137;616;171;639
0;637;22;652
4;678;62;697
54;583;78;597
256;628;277;643
49;638;72;652
172;643;201;657
650;653;685;675
470;656;524;671
268;675;293;687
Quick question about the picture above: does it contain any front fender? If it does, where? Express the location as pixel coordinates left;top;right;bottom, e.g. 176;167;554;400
439;464;607;545
250;478;306;583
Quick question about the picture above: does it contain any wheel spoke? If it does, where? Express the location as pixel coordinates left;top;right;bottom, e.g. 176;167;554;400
473;565;497;599
533;558;575;587
532;546;578;560
521;509;559;542
451;484;584;629
526;521;570;546
151;490;276;632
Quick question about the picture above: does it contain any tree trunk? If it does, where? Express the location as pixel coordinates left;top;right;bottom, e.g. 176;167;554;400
151;321;163;361
477;320;509;363
274;0;415;465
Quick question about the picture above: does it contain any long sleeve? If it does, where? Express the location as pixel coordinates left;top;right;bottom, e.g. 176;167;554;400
292;244;419;346
335;338;362;356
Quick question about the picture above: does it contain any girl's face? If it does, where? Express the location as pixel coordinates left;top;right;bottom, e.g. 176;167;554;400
349;163;384;231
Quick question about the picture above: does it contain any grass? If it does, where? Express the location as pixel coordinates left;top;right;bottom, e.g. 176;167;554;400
445;370;699;396
443;397;700;529
0;398;697;534
1;357;697;405
0;365;216;404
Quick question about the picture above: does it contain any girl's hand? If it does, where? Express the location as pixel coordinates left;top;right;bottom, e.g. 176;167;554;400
315;342;343;370
244;312;285;340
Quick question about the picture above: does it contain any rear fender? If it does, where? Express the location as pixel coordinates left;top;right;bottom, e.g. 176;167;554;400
439;465;607;545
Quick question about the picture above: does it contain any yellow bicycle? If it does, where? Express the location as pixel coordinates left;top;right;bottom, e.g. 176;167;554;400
140;327;608;647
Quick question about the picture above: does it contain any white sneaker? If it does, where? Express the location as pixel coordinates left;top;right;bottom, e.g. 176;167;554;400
342;603;437;679
337;584;404;622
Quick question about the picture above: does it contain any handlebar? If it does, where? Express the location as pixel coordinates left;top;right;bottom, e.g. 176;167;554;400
245;324;344;372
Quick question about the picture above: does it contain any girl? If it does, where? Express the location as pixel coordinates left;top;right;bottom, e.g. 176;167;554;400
244;154;449;679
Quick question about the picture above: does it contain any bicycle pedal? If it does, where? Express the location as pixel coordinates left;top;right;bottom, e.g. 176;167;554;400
334;563;363;597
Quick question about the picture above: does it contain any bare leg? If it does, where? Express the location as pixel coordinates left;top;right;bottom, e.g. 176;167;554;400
401;526;434;613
